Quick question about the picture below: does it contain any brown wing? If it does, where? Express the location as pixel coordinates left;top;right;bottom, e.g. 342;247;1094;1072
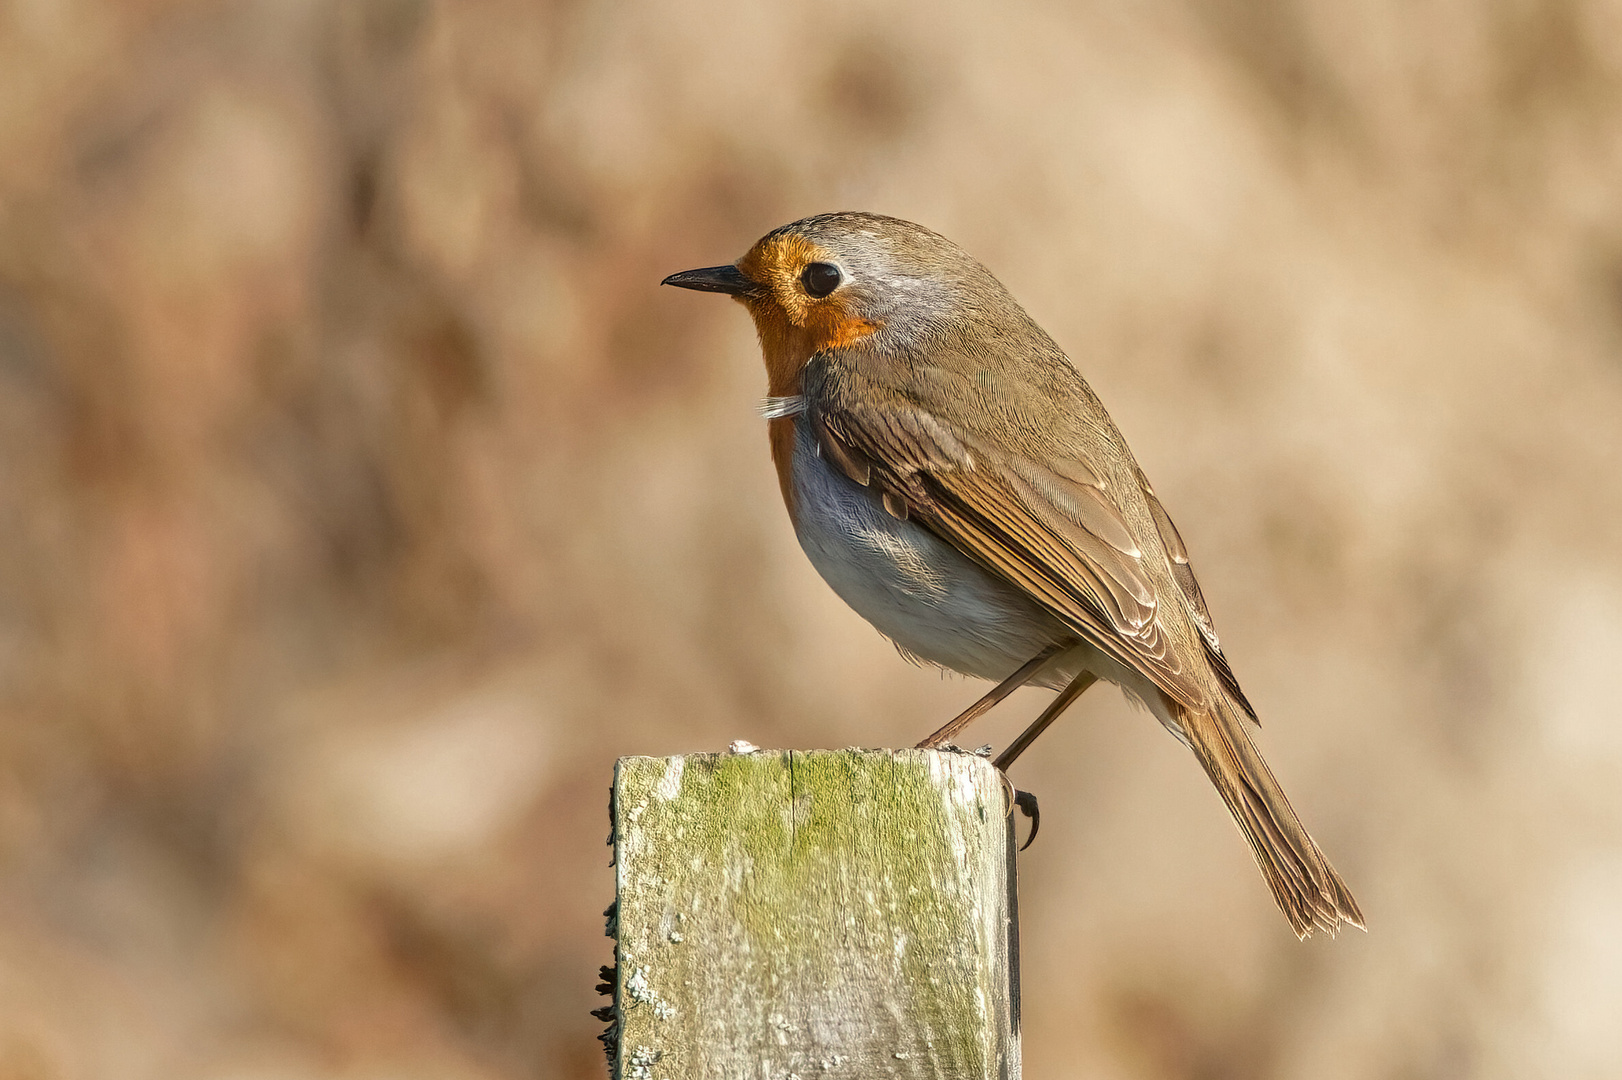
814;400;1210;710
1137;472;1256;722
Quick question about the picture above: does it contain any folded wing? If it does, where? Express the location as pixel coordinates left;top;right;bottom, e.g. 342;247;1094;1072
813;398;1208;709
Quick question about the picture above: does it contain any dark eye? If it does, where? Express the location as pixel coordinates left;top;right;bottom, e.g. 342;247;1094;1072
801;262;842;298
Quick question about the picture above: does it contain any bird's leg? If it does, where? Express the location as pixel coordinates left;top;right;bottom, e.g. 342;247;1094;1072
993;671;1099;772
915;643;1064;750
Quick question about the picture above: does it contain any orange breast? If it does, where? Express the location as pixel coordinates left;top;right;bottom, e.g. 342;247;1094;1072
737;234;879;520
752;310;875;523
768;417;797;517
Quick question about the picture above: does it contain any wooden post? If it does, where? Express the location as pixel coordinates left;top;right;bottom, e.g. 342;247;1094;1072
604;747;1021;1079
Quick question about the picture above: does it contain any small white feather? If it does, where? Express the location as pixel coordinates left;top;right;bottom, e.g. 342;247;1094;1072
760;395;806;419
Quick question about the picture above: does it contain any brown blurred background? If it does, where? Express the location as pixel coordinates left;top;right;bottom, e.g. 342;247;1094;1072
2;0;1621;1077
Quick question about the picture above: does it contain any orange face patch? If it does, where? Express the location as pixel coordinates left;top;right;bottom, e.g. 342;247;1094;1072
736;233;879;396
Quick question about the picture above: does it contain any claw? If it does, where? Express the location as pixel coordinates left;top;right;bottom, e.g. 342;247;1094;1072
993;765;1039;850
1013;789;1040;850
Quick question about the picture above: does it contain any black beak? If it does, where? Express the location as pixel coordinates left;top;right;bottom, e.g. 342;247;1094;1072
661;264;756;297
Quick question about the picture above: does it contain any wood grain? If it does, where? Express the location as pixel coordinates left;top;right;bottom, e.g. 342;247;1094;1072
611;748;1021;1079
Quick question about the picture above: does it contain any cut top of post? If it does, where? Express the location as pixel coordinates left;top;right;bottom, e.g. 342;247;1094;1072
609;747;1020;1079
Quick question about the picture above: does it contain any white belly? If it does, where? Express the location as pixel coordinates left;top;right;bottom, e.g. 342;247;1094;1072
789;420;1071;682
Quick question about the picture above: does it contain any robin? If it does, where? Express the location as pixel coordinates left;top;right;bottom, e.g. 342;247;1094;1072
663;212;1363;938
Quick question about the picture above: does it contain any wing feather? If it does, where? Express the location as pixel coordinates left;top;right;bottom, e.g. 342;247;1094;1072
1139;474;1257;722
816;399;1206;709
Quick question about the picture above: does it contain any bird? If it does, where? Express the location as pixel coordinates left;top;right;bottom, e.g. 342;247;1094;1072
662;211;1363;938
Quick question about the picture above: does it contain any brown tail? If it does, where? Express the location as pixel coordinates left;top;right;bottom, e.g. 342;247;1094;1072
1176;697;1364;938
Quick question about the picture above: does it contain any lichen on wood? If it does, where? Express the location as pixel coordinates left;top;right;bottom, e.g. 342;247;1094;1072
609;747;1020;1079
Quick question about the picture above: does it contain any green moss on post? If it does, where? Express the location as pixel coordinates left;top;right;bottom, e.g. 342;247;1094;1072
610;748;1021;1079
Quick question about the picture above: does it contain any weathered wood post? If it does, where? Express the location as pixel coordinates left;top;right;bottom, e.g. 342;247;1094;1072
602;747;1021;1079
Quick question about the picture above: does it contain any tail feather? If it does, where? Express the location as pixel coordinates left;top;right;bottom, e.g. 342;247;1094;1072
1177;696;1364;938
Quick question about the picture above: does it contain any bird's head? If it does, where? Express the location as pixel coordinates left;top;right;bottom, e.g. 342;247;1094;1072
663;212;1014;392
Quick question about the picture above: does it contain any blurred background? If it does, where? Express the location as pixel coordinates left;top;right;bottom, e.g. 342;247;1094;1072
2;0;1621;1077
